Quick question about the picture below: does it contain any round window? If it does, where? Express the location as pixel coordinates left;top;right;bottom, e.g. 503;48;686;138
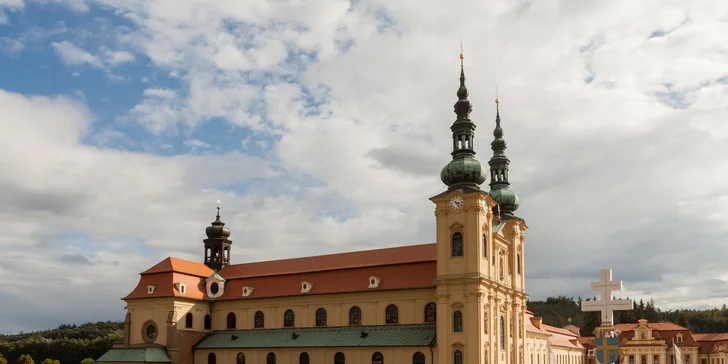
370;279;375;285
303;284;307;290
141;320;158;343
210;282;219;295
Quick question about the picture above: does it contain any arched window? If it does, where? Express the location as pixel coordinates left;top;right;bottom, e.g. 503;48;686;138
255;311;265;328
424;302;436;323
335;352;345;364
349;306;362;325
185;313;193;328
204;314;211;330
267;353;276;364
413;352;426;364
299;353;309;364
208;353;216;364
499;256;504;280
385;304;399;324
451;232;463;257
500;316;505;349
483;234;487;257
316;308;327;326
372;352;384;364
454;350;463;364
453;310;463;332
284;309;295;327
517;254;521;274
227;312;236;329
237;353;245;364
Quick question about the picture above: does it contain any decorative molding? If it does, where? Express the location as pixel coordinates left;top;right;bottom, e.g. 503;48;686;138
465;291;485;302
451;302;465;310
436;293;452;303
451;342;465;349
449;221;465;231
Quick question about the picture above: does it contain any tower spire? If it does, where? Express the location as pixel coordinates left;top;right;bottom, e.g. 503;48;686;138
440;41;487;191
203;200;232;271
488;97;520;216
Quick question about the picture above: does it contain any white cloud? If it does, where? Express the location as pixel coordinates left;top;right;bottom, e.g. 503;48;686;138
104;49;135;65
51;40;103;67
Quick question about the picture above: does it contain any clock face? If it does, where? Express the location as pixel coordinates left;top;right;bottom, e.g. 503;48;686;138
449;196;463;210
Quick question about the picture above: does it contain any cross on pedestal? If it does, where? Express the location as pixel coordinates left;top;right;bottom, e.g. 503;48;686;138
581;269;633;327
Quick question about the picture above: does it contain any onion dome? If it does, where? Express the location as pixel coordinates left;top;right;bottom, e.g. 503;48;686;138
488;99;520;215
440;44;488;190
206;204;230;239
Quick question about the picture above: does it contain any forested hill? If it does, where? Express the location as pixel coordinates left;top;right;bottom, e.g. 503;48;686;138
0;321;123;364
527;296;728;336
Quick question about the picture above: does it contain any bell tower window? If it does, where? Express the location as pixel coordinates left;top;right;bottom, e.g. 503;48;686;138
453;310;463;332
452;232;463;257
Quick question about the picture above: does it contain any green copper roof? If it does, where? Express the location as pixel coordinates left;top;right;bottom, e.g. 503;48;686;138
96;348;171;363
195;324;436;349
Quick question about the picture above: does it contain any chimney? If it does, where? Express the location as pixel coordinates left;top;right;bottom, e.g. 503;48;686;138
531;317;543;329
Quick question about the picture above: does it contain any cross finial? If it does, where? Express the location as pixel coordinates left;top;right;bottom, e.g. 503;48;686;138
495;86;500;110
459;39;464;67
216;199;221;217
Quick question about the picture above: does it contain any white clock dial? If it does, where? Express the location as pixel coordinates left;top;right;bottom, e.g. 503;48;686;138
449;196;463;210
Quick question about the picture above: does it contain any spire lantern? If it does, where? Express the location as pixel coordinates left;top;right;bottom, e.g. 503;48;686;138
488;98;520;216
203;200;232;271
440;42;488;191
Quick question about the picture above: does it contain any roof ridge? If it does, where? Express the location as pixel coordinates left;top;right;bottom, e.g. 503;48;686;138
236;243;436;266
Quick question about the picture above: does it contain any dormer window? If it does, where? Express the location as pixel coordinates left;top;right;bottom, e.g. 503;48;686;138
147;285;156;294
301;281;314;293
368;276;381;288
176;283;187;295
676;333;683;343
242;286;254;297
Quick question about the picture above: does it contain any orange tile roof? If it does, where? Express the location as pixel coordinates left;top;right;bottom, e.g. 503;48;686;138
219;243;436;279
124;272;207;300
614;322;688;331
614;323;699;348
142;257;213;278
694;334;728;342
542;324;580;338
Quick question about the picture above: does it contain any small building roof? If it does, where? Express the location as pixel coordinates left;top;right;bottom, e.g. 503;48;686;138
96;348;171;363
194;324;437;349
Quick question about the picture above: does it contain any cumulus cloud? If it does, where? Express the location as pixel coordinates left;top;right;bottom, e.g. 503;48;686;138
3;0;728;333
51;40;103;67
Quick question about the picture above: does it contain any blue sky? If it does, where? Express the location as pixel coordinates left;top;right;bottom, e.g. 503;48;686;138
1;0;728;334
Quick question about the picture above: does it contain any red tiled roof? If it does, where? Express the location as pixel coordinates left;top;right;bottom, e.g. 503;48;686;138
542;324;580;338
614;323;699;348
694;334;728;342
124;272;206;300
614;322;688;331
142;257;213;278
219;243;436;279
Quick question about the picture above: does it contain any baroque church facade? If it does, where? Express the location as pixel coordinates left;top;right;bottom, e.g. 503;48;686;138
96;53;588;364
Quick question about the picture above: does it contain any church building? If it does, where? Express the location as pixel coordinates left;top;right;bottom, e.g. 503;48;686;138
96;50;586;364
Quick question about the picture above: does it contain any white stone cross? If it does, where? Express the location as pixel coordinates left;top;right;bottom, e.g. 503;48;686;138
581;269;633;325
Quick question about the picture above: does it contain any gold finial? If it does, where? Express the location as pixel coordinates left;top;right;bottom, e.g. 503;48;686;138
495;86;500;109
459;39;464;66
217;199;221;208
568;317;572;323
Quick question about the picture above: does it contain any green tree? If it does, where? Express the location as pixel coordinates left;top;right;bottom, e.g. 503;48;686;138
81;358;94;364
16;355;34;364
40;359;59;364
1;352;9;364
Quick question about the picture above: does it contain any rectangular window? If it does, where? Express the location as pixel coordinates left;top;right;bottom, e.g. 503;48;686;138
642;355;648;364
701;360;706;364
630;355;635;364
654;355;660;364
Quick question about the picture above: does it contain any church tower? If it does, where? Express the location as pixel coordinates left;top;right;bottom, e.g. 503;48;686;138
430;47;528;364
203;202;232;271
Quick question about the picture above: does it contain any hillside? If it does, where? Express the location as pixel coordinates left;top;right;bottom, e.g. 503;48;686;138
0;321;123;364
527;296;728;336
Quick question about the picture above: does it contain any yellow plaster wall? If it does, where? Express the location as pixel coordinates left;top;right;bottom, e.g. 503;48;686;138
194;347;435;364
211;289;437;330
127;299;175;345
173;300;212;331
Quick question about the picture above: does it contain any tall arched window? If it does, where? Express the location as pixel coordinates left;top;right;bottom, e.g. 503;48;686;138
237;353;245;364
204;314;211;330
454;350;463;364
500;316;505;349
208;353;216;364
267;353;276;364
499;256;504;280
349;306;362;325
451;232;463;257
483;234;487;257
453;310;463;332
299;353;309;364
385;304;399;324
255;311;265;328
517;254;521;274
372;352;384;364
335;352;345;364
284;309;295;327
424;302;436;323
185;313;193;328
316;308;327;326
227;312;237;329
413;352;426;364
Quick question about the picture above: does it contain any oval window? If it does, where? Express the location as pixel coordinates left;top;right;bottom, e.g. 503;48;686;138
210;282;219;295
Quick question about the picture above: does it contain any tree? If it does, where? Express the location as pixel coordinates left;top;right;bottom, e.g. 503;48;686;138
81;358;95;364
40;359;60;364
16;355;34;364
1;352;8;364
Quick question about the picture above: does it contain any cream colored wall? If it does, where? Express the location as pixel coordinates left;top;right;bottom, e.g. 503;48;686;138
210;288;437;330
701;353;727;364
194;348;434;364
174;300;212;331
127;299;175;345
525;334;585;364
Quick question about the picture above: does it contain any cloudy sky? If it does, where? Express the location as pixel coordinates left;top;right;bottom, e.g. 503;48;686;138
0;0;727;334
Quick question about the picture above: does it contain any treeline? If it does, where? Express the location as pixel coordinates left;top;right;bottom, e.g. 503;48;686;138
0;321;123;364
527;296;728;336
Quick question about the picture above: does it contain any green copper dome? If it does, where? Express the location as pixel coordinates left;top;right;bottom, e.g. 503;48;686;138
489;187;520;214
441;158;487;188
